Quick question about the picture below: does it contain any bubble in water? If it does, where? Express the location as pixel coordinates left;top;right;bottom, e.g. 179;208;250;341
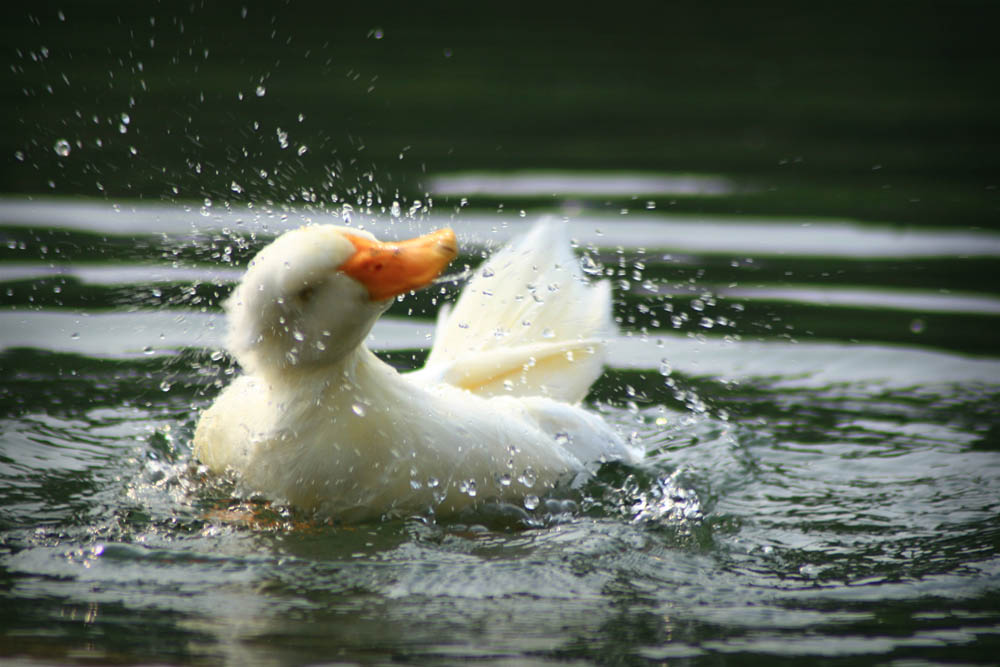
459;479;478;497
53;139;71;157
120;112;130;125
523;495;540;510
658;358;672;376
230;181;243;194
517;467;537;487
541;328;555;339
351;402;367;417
276;127;289;149
910;318;926;334
297;145;308;156
256;85;266;97
159;380;172;392
496;472;512;487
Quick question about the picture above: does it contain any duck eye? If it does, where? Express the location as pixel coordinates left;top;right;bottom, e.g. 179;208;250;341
296;285;316;304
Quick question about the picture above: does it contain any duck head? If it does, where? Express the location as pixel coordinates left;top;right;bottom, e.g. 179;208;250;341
225;225;457;376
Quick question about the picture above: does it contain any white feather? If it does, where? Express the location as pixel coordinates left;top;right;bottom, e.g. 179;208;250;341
194;218;641;522
415;217;614;401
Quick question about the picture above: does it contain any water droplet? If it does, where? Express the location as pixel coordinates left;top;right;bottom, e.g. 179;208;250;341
297;144;308;156
517;467;537;487
53;139;71;157
142;345;154;355
427;477;440;488
256;85;266;97
230;181;243;194
554;432;571;446
658;358;672;376
120;112;130;125
523;495;540;510
496;473;512;487
292;330;305;341
691;299;705;312
481;266;495;278
390;201;401;217
799;564;821;578
276;127;288;149
910;318;926;334
351;402;367;417
459;479;478;497
69;332;80;340
409;478;423;490
541;328;555;339
581;254;602;276
159;380;172;392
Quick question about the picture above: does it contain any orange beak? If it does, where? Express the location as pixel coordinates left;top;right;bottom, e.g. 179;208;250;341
338;228;458;302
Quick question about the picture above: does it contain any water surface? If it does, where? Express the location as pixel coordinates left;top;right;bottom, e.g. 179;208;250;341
3;2;1000;663
2;193;999;664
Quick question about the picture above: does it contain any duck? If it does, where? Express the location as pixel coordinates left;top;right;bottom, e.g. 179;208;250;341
193;217;642;522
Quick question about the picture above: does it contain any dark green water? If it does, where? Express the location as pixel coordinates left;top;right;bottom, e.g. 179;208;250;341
3;2;1000;665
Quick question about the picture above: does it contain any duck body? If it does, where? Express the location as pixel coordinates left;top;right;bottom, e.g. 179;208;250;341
194;219;642;521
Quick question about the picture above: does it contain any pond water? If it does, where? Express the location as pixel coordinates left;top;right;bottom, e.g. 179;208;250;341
3;3;1000;664
2;190;999;664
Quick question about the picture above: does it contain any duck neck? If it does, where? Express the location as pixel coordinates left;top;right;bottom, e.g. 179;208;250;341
258;343;396;403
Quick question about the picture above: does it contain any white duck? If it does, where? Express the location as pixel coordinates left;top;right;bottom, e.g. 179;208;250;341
194;218;642;522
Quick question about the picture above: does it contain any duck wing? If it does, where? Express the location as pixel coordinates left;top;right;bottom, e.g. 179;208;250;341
412;218;615;402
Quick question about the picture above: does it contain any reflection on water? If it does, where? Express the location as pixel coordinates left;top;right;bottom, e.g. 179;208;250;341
5;198;1000;257
2;191;999;664
429;170;738;197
